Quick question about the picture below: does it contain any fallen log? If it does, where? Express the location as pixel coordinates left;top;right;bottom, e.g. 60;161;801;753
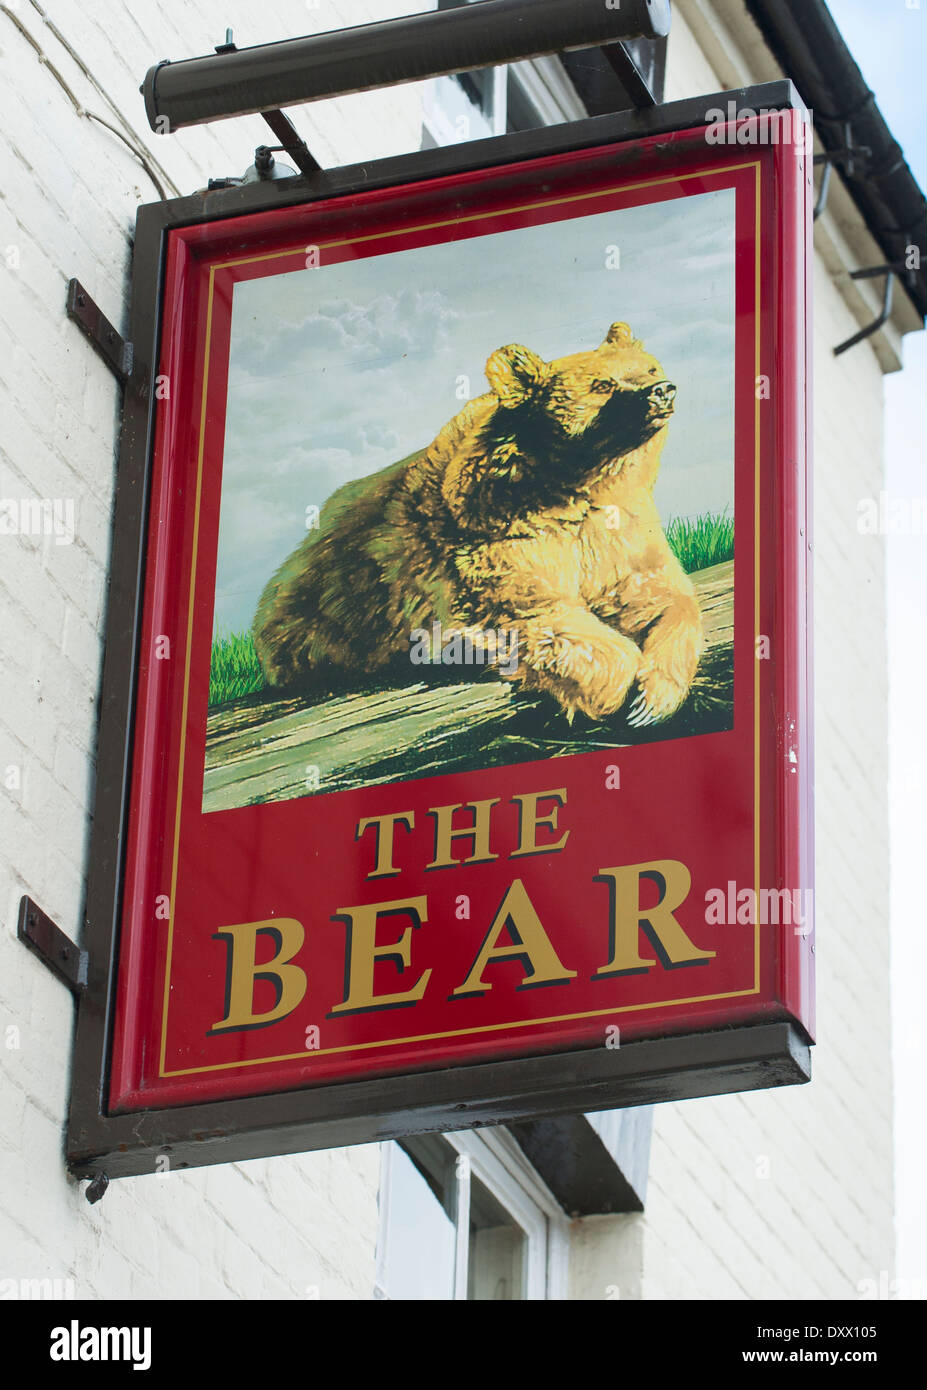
203;560;734;812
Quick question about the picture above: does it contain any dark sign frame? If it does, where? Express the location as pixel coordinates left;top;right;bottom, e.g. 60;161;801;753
68;82;813;1181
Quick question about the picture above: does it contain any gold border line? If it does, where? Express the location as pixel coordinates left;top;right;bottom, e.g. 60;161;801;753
220;161;762;273
157;162;763;1079
162;984;764;1077
159;263;216;1075
754;162;762;992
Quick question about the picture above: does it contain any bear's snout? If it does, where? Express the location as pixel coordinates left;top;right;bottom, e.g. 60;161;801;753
648;380;677;412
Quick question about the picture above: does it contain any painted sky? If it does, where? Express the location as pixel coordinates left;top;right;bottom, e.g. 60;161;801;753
212;186;736;634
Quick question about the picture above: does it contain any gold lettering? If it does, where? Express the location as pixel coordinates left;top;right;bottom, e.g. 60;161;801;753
210;919;307;1032
356;811;415;878
427;800;500;869
510;788;570;857
452;878;577;996
595;861;715;976
329;896;431;1014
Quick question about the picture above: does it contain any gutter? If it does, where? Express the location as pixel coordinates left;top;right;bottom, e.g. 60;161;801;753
746;0;927;324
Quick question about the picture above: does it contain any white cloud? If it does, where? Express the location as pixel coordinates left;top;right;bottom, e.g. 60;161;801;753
213;190;738;633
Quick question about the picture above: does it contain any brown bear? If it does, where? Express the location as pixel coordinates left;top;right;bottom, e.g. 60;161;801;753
252;321;704;725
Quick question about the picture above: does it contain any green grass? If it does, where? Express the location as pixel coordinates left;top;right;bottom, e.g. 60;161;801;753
209;630;265;707
208;510;734;707
665;511;735;574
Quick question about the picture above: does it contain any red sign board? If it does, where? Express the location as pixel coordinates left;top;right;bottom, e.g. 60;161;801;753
70;90;813;1176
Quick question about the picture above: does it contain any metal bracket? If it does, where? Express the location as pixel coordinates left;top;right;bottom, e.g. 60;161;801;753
833;262;907;356
602;41;657;108
208;28;321;180
17;896;88;996
813;158;833;222
812;124;872;221
260;109;322;177
85;1173;110;1204
18;894;104;1202
66;279;134;384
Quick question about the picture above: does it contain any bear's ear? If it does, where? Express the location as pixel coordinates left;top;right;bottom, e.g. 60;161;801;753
604;321;635;346
485;344;549;408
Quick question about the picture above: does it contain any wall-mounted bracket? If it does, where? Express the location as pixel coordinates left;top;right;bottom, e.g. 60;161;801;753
813;158;833;222
834;262;904;356
17;896;88;996
18;897;97;1198
812;126;872;221
84;1173;110;1204
602;41;657;108
66;279;134;384
260;109;321;176
143;0;672;133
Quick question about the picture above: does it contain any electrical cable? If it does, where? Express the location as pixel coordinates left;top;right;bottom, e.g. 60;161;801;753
1;1;176;200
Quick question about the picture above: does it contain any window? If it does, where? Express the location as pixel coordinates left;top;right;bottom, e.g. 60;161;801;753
421;0;586;148
375;1129;570;1300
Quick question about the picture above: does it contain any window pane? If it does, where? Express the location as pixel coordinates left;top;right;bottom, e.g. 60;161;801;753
437;0;492;113
467;1175;528;1300
506;71;543;133
433;0;497;139
452;68;495;121
425;73;496;142
385;1146;456;1300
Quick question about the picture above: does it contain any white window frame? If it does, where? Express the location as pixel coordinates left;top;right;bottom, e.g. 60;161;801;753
375;1128;570;1301
422;66;508;145
421;0;586;148
506;55;588;129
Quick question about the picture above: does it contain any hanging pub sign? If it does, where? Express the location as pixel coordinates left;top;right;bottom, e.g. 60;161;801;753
68;83;814;1179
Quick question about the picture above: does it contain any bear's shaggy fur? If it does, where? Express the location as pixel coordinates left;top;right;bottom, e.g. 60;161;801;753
253;321;704;725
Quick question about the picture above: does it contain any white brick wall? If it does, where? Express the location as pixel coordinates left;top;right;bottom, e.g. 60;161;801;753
0;0;895;1301
570;7;894;1301
0;0;428;1303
